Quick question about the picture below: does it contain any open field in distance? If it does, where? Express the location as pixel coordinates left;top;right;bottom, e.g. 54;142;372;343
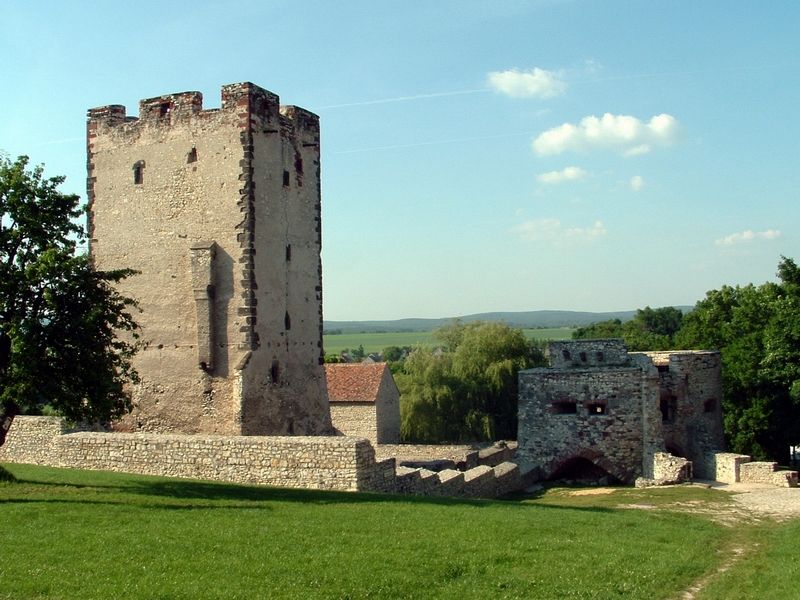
323;327;575;356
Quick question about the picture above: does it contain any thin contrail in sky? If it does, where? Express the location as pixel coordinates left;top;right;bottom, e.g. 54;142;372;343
317;88;491;110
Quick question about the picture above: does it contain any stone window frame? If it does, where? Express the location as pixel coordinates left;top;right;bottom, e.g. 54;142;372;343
586;402;608;416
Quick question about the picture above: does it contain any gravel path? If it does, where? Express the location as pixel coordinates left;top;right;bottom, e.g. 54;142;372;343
724;483;800;520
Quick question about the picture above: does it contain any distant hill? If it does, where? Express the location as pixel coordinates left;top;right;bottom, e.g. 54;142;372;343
324;308;693;334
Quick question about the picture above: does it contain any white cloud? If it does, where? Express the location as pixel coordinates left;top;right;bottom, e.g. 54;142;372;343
512;219;606;242
532;112;679;156
630;175;644;192
715;229;782;246
537;166;588;184
487;67;567;99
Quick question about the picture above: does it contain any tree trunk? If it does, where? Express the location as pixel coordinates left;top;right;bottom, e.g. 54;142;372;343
0;330;16;448
0;401;19;448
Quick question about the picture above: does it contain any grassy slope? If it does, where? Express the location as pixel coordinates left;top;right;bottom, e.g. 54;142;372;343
323;327;574;355
0;465;727;600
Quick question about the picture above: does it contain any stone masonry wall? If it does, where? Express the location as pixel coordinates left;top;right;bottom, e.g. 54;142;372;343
636;351;724;478
330;403;379;444
517;365;648;483
1;417;525;498
1;417;368;491
87;83;330;436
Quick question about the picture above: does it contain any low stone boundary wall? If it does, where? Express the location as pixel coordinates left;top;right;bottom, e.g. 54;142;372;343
703;452;798;487
375;444;479;469
1;417;526;498
1;416;378;492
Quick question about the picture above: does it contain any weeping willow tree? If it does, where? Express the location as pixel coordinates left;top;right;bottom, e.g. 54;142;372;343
396;321;545;443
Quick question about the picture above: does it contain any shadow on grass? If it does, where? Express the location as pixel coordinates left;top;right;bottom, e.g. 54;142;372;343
2;463;621;514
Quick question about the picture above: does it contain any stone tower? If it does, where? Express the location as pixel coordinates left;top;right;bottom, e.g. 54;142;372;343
87;82;332;436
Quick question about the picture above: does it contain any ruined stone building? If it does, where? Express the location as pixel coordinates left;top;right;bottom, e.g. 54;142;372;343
87;83;332;436
516;340;725;484
325;363;401;444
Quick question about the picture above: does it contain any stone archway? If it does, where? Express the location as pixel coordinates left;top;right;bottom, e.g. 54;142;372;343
546;448;630;484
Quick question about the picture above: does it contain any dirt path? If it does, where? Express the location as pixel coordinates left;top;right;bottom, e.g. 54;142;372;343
675;482;799;599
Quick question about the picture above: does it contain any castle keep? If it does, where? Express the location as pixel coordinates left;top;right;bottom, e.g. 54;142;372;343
516;340;725;484
87;83;332;436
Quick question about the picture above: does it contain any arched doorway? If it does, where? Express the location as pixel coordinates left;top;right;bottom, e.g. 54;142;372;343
547;456;622;486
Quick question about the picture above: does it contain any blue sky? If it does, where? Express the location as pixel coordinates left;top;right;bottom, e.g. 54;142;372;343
2;1;798;320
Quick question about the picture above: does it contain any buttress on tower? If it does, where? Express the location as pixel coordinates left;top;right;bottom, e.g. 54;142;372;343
87;82;332;436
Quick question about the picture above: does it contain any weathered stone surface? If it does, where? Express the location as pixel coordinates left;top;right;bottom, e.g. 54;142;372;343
517;340;725;484
87;83;331;436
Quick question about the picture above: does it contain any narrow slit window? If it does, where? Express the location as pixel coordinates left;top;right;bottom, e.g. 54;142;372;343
285;244;292;261
133;161;145;185
283;170;290;187
187;147;197;163
552;401;577;415
284;311;291;330
270;360;280;384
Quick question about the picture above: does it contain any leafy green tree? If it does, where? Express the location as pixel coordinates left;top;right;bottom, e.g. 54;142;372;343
573;307;683;350
572;319;625;340
0;155;141;446
399;321;545;442
675;257;800;462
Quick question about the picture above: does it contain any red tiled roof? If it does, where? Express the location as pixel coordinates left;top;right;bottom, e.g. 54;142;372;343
324;363;389;403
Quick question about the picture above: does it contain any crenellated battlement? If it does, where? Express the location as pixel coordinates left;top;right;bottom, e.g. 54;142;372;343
87;82;318;133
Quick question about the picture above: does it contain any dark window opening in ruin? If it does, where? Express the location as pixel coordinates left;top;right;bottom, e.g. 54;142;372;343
660;395;678;423
284;311;291;330
294;152;303;175
596;351;604;362
158;102;171;117
562;349;571;361
285;244;292;261
549;457;621;486
657;364;670;373
283;170;290;187
552;401;577;415
588;403;607;415
270;360;280;384
187;147;197;163
704;398;717;413
579;352;587;362
133;161;145;185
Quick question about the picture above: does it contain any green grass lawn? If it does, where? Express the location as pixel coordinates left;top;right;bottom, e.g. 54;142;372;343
0;464;745;599
323;327;574;356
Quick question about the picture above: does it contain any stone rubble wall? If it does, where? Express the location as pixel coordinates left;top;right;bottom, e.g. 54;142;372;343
706;452;751;484
636;452;692;487
703;452;798;487
2;417;370;491
739;461;799;487
1;417;522;498
330;403;379;444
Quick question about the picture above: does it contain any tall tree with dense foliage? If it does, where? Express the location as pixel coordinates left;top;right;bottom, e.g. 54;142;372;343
676;257;800;462
397;321;545;442
0;156;141;446
573;306;684;350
